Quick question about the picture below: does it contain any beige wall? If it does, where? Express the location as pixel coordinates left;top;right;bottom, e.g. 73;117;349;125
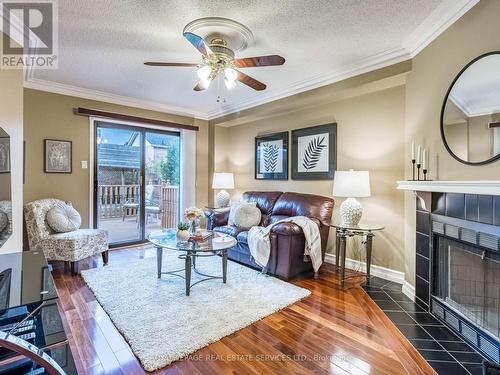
216;85;406;272
403;0;500;284
24;89;209;228
0;34;23;254
443;122;468;161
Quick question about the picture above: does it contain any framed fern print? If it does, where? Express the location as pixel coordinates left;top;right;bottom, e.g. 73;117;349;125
292;123;337;180
255;131;288;180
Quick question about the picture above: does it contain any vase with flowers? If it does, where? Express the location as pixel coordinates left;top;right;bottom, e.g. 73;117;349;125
184;207;204;235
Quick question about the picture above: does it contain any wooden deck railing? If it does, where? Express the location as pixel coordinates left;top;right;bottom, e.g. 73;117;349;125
97;184;179;226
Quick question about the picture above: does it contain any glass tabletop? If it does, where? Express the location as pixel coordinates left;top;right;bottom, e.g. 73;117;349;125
148;228;236;252
329;222;384;231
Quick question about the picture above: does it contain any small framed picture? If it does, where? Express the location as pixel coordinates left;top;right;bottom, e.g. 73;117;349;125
0;137;10;173
255;131;288;180
292;123;337;180
44;139;72;173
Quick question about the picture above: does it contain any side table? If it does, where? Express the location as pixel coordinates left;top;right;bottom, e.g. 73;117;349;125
330;223;384;288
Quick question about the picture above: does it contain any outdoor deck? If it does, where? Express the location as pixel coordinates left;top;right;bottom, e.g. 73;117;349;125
99;217;163;244
97;184;178;244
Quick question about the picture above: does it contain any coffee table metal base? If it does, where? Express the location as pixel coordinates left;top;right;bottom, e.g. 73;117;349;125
155;246;228;296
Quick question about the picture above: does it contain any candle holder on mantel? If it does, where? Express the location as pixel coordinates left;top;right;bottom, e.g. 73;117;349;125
423;169;428;181
411;159;416;181
416;163;421;181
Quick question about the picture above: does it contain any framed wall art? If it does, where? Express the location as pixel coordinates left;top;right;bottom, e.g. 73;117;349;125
255;131;288;180
44;139;72;173
292;123;337;180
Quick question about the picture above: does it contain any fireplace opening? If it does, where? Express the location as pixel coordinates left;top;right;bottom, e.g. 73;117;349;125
434;236;500;341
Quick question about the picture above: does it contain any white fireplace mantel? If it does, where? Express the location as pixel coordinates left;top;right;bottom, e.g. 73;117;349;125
396;180;500;195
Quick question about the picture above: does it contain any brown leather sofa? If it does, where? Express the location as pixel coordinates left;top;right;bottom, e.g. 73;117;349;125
206;191;334;280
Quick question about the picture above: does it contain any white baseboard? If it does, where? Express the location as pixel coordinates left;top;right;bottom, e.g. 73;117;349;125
324;253;417;301
402;280;416;302
324;253;404;284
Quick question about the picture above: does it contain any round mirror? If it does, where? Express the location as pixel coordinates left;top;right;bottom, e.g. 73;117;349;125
441;52;500;165
0;127;12;247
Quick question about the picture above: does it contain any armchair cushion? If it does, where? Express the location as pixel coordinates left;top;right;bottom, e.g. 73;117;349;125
43;229;108;262
46;203;81;233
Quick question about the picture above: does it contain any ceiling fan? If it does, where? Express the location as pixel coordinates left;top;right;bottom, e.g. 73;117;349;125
144;32;285;91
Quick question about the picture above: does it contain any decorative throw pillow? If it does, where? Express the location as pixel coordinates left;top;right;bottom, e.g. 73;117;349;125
0;211;8;233
233;204;261;230
228;201;257;226
46;203;82;233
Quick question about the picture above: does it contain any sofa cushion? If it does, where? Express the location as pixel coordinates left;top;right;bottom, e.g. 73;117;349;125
236;230;249;245
46;203;81;233
240;191;282;216
272;192;334;226
213;225;244;238
233;204;261;229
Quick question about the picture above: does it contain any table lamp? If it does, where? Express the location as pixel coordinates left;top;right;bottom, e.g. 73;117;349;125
212;172;234;208
332;170;371;226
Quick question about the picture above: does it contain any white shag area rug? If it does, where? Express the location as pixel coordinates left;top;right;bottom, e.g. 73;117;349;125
81;250;310;372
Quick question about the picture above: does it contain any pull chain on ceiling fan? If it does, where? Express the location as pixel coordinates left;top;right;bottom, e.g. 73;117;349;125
144;30;285;92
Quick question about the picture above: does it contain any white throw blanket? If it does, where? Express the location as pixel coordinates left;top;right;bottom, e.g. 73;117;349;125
248;216;323;272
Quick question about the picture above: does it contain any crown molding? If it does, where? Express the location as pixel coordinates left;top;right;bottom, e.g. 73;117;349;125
207;46;412;119
24;78;209;120
449;92;500;118
403;0;479;58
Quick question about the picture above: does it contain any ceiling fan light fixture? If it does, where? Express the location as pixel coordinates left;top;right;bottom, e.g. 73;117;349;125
199;77;211;89
224;67;238;82
197;65;211;80
224;77;237;90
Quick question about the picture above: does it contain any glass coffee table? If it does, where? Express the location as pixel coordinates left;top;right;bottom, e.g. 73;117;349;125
148;229;237;296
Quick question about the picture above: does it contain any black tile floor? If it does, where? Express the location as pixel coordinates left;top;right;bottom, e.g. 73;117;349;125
361;276;489;375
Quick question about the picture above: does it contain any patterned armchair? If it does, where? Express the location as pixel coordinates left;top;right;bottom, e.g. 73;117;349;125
24;199;109;275
0;200;12;243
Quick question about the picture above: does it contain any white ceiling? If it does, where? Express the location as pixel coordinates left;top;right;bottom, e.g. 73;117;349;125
449;54;500;117
27;0;479;120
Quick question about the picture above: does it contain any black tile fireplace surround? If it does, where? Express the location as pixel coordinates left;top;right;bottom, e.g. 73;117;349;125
414;191;500;368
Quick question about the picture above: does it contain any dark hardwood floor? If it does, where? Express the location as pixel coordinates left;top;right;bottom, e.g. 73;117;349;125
52;246;436;375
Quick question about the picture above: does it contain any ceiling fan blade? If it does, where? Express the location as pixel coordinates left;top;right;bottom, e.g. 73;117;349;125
183;32;213;57
234;55;285;68
144;62;199;67
237;71;267;91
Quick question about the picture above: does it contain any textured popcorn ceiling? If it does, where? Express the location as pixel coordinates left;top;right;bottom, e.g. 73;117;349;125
32;0;463;118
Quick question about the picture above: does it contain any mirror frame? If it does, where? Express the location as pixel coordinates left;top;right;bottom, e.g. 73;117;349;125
440;51;500;166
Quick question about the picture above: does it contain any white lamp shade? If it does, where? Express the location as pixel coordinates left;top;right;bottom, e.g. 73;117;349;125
212;173;234;189
332;170;371;198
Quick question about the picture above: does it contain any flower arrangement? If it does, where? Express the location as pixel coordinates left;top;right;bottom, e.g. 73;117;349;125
184;207;204;234
184;207;204;221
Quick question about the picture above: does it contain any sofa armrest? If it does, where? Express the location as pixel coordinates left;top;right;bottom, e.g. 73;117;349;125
206;209;230;230
271;222;303;236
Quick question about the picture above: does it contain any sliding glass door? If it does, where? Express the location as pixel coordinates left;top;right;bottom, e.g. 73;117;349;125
94;122;180;247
